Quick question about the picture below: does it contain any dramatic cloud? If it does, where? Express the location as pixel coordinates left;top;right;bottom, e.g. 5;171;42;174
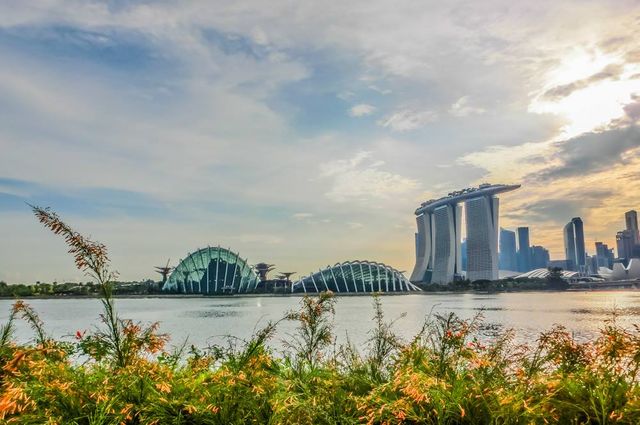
505;190;614;225
530;125;640;181
542;63;625;100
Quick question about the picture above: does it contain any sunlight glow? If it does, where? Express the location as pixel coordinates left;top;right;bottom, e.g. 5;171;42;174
530;49;640;138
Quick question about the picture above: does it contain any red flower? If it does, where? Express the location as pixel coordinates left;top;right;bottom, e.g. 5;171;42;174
75;330;85;340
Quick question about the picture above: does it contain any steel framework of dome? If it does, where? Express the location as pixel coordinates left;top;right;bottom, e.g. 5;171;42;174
292;261;420;293
163;247;259;294
514;268;579;279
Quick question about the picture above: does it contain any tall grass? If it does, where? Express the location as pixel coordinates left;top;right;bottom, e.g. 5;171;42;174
1;207;640;423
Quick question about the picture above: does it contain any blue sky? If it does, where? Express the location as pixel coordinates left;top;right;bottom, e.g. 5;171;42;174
1;0;640;282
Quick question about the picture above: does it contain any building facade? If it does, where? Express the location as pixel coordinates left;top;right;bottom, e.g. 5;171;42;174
617;230;636;261
499;228;517;271
625;210;639;245
595;241;614;268
465;195;500;281
564;217;586;272
411;183;520;284
530;245;550;269
516;227;531;272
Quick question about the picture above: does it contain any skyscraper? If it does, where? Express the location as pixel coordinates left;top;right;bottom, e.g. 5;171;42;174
564;217;586;272
530;245;550;269
617;230;635;261
595;241;614;268
411;183;520;284
465;195;500;281
431;204;462;284
625;210;639;245
499;228;517;271
516;227;530;272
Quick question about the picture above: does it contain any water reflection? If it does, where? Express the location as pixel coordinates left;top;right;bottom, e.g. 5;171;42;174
1;291;639;350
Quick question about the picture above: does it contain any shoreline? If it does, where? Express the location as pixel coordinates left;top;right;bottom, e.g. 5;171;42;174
0;286;638;301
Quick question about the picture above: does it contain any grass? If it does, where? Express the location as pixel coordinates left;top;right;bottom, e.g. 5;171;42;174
2;207;640;424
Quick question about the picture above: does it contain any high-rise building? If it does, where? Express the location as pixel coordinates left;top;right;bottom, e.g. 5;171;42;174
530;245;550;269
465;195;500;281
625;210;639;245
499;228;517;271
595;241;614;269
617;230;635;261
516;227;531;272
411;183;520;284
432;204;462;284
564;217;586;272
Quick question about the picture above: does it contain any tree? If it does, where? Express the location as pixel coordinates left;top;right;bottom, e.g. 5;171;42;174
546;267;569;290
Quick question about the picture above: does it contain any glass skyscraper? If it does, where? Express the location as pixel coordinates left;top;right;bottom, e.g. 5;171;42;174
499;228;517;271
516;227;531;272
564;217;586;272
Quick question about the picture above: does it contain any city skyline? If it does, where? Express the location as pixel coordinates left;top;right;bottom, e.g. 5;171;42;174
1;1;640;282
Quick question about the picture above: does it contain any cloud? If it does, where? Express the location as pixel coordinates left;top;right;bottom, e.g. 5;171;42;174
347;222;364;229
377;109;438;131
349;103;376;117
1;0;640;280
292;212;314;219
449;96;485;117
541;63;624;101
505;190;614;225
319;151;419;203
529;125;640;181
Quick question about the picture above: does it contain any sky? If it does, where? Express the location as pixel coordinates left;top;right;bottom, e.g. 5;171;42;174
1;0;640;283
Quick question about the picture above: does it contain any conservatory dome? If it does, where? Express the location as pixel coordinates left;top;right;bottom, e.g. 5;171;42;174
163;247;259;294
292;260;420;293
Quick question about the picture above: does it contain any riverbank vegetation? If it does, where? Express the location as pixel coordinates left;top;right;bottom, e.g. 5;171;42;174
418;269;569;293
2;207;638;424
0;280;162;298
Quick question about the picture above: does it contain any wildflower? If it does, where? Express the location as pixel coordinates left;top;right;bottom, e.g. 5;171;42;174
75;330;86;340
155;382;171;393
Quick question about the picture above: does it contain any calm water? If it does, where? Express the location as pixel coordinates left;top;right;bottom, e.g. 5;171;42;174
2;292;640;351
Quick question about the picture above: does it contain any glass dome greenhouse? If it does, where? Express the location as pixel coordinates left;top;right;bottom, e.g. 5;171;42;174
163;247;259;294
292;260;420;293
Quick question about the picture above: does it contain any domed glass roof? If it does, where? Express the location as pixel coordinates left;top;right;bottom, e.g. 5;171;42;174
164;247;259;294
292;260;420;293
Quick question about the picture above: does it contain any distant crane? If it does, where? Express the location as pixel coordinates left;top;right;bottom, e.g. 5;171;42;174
154;259;173;286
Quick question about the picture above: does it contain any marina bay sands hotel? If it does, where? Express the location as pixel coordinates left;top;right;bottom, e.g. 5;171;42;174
410;183;520;284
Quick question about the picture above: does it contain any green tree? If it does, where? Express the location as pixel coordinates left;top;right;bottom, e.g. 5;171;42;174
546;267;569;290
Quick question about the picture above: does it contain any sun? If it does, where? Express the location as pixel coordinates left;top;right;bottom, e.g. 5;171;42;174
530;48;640;139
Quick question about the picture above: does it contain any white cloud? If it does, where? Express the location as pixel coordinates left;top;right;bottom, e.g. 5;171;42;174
449;96;486;117
292;212;314;219
319;151;419;203
348;222;364;229
377;109;438;131
349;103;376;117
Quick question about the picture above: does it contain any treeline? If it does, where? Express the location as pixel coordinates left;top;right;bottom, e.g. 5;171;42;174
0;280;163;298
419;268;569;292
